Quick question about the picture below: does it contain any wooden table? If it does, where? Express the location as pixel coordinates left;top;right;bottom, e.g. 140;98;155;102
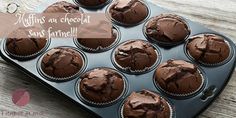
0;0;236;118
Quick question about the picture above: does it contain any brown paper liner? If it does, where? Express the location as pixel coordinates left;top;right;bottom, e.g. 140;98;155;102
185;34;233;66
37;46;87;82
4;38;51;60
106;0;151;27
75;67;128;106
112;39;161;74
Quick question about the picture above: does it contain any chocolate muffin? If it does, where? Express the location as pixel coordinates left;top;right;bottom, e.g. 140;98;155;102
187;34;230;64
6;28;47;57
145;14;190;44
109;0;148;25
77;28;117;51
123;90;171;118
43;1;81;13
76;0;108;7
79;68;125;104
114;40;158;72
41;47;84;79
155;60;203;95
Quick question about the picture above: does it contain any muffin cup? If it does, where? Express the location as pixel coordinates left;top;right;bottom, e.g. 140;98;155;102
106;0;151;27
75;67;128;107
37;46;87;82
143;14;191;47
185;33;234;67
119;91;174;118
112;39;161;75
73;0;111;9
154;68;206;98
3;38;51;61
74;26;121;53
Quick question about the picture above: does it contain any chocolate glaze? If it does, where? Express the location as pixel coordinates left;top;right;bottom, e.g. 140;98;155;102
79;68;124;103
123;90;171;118
109;0;148;25
43;1;81;13
114;40;158;71
41;47;84;78
187;34;230;64
155;60;202;95
145;14;190;44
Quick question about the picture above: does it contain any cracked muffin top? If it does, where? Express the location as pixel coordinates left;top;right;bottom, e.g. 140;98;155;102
123;90;171;118
79;68;124;103
109;0;148;25
41;47;84;78
187;34;230;64
77;28;117;51
43;1;81;13
155;60;203;95
77;0;108;7
114;40;158;71
6;28;47;56
145;14;190;44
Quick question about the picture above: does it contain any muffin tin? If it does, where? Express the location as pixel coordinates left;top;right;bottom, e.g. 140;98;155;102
1;0;236;118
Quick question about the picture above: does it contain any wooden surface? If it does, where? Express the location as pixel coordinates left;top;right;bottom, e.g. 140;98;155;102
0;0;236;118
